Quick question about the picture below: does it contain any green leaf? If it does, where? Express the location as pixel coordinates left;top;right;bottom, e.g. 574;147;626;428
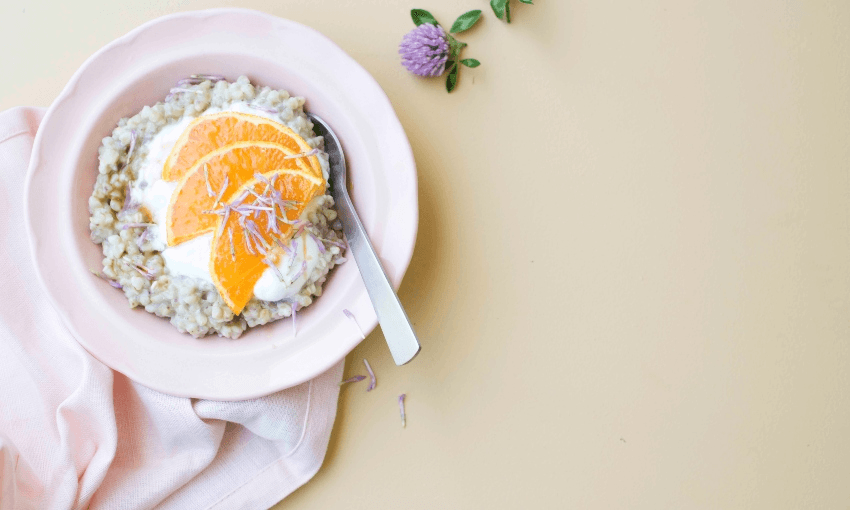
446;63;459;93
450;9;482;33
411;9;438;26
519;0;534;4
505;1;512;23
490;0;507;20
461;58;481;68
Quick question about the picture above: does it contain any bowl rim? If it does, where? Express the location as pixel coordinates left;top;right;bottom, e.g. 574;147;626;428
24;8;418;400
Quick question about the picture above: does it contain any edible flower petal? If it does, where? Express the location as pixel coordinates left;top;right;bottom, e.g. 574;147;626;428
342;309;366;339
339;375;367;386
363;358;376;391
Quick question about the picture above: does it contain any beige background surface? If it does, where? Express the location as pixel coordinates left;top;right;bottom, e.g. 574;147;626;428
2;0;849;508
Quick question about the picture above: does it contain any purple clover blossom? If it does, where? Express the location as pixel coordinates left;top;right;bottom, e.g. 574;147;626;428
399;23;450;77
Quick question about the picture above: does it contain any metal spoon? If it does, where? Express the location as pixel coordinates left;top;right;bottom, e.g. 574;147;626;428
308;114;421;365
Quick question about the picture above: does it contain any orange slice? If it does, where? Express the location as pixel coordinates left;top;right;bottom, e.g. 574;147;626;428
209;170;325;314
165;141;317;246
162;111;322;181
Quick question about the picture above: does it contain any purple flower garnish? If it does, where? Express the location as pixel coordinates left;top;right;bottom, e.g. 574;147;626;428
243;229;256;255
244;219;270;251
253;172;272;186
136;228;149;248
283;148;320;160
213;174;229;207
248;103;280;115
175;74;223;87
363;358;376;392
118;184;138;217
292;221;312;239
125;130;137;167
399;23;449;77
276;198;298;210
132;263;155;280
91;269;122;289
274;236;293;255
191;74;225;82
275;211;296;226
308;233;326;254
247;188;273;205
231;190;250;208
291;260;307;282
169;87;203;95
262;258;285;281
321;237;347;250
399;394;406;428
343;309;366;340
239;205;273;212
216;205;231;239
204;164;214;197
339;375;367;386
268;208;279;234
120;222;152;230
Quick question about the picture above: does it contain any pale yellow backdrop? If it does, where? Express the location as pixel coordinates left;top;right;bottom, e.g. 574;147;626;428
2;0;848;508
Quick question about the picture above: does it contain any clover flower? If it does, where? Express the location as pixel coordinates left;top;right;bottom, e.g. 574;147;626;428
399;9;482;92
399;23;450;77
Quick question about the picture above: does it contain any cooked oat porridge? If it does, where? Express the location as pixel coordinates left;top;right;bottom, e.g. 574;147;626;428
88;75;347;338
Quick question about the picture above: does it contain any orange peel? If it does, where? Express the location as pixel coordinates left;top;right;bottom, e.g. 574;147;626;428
162;111;323;181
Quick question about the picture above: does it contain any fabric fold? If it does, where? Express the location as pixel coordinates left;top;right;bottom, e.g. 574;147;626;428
0;106;343;510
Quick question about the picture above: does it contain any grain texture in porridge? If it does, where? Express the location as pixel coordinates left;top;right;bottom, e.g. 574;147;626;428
88;76;346;338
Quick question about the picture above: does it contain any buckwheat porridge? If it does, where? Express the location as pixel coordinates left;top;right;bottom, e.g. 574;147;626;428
88;75;347;338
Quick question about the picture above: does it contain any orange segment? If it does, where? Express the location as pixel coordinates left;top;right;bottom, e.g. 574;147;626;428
165;141;317;246
162;111;322;181
209;170;325;314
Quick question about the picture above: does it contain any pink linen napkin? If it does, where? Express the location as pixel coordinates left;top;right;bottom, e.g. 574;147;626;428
0;106;344;510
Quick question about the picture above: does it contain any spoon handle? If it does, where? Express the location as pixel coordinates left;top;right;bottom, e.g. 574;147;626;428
331;185;421;365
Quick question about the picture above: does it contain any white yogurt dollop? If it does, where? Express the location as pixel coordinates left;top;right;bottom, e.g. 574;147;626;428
160;234;214;284
253;234;322;301
134;105;322;300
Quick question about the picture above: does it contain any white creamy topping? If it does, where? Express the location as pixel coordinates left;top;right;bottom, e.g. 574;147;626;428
160;233;214;284
253;233;322;301
134;105;320;300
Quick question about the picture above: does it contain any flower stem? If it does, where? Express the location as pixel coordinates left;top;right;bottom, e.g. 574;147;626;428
446;33;467;60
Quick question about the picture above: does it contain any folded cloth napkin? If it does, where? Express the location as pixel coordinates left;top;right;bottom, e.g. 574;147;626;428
0;106;344;510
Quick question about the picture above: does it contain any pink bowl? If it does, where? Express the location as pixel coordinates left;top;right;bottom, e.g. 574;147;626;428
24;8;418;400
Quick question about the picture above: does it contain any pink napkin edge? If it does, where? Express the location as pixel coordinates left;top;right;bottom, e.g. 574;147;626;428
0;106;44;146
206;362;342;510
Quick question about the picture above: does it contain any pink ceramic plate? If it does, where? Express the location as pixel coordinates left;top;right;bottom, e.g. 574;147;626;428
24;8;418;400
